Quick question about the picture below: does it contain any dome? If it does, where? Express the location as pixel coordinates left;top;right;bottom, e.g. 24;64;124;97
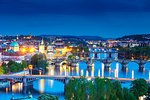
10;42;19;47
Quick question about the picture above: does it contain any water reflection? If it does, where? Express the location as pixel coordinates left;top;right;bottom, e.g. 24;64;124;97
1;59;150;100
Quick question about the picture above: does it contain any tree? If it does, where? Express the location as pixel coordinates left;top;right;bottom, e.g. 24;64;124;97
1;62;8;74
22;61;27;68
68;55;75;59
117;89;124;100
38;59;48;69
130;79;148;97
38;94;59;100
126;92;136;100
109;93;117;100
1;62;6;67
105;78;114;99
31;53;47;68
31;54;40;66
0;67;4;74
9;64;18;72
7;60;15;68
94;78;105;99
86;80;96;100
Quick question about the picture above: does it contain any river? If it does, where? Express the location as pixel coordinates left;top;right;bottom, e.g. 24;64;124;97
0;50;150;100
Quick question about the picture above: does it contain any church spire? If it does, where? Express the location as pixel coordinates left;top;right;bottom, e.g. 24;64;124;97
41;38;44;45
17;34;19;40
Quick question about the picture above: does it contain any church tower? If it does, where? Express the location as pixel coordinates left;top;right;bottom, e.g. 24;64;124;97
39;39;45;53
17;35;19;40
47;40;54;60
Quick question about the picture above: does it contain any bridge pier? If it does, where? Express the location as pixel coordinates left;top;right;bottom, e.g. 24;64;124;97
55;62;60;67
139;61;145;71
104;64;110;71
23;76;27;87
87;64;93;69
122;64;127;71
108;52;112;58
94;53;98;58
104;59;111;71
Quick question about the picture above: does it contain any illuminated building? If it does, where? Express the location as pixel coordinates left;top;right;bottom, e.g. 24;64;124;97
2;49;25;64
53;39;72;58
54;51;63;59
39;39;46;54
47;44;54;60
10;42;19;52
54;39;64;48
23;33;32;39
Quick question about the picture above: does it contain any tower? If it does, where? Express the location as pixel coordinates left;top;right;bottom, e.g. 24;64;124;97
17;35;19;40
47;40;54;60
29;33;31;39
39;39;45;53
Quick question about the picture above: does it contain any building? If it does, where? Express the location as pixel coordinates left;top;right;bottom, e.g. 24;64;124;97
54;39;64;48
54;51;63;59
39;39;45;54
2;49;25;64
47;44;54;60
10;42;19;52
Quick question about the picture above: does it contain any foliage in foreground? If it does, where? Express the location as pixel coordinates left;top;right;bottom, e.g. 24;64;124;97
65;77;148;100
38;94;59;100
1;60;27;74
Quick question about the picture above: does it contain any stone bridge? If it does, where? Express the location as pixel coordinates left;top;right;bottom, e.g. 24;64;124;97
51;58;150;71
1;75;150;87
0;75;70;87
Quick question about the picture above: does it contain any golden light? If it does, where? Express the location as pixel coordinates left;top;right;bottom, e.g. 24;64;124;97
29;47;35;53
21;48;26;53
28;65;33;69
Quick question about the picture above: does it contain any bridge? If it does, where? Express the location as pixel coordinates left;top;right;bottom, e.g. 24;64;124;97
52;58;150;71
1;75;150;87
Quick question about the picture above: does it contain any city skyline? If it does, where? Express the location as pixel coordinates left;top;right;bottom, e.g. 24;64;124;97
1;0;150;38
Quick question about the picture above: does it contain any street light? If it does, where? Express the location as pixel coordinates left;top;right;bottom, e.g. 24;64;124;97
28;65;33;75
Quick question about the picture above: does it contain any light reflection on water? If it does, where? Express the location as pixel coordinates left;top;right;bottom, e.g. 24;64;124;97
1;58;150;100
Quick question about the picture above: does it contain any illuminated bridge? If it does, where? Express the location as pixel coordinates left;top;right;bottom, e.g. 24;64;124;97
0;75;150;87
52;58;150;71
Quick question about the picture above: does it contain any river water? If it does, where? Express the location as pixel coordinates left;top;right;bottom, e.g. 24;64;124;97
1;50;150;100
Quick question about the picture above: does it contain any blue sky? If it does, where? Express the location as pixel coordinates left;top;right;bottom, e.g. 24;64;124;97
0;0;150;38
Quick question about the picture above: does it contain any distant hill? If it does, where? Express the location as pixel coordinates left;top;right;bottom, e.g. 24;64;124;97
40;35;105;41
116;34;150;41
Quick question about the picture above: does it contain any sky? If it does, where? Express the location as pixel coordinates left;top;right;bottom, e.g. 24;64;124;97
0;0;150;38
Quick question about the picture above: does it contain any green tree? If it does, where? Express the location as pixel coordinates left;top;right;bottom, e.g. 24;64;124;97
86;80;96;100
38;59;48;69
31;53;47;68
9;64;18;72
126;92;136;100
1;62;6;67
109;93;117;100
105;78;114;99
22;61;27;68
130;79;148;97
94;78;105;99
117;89;124;100
7;60;15;68
0;67;4;74
38;94;59;100
31;54;40;66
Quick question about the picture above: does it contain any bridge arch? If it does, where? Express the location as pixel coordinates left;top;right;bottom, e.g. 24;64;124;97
144;61;150;71
76;61;87;70
127;61;139;70
60;61;71;68
110;61;122;70
92;61;104;69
